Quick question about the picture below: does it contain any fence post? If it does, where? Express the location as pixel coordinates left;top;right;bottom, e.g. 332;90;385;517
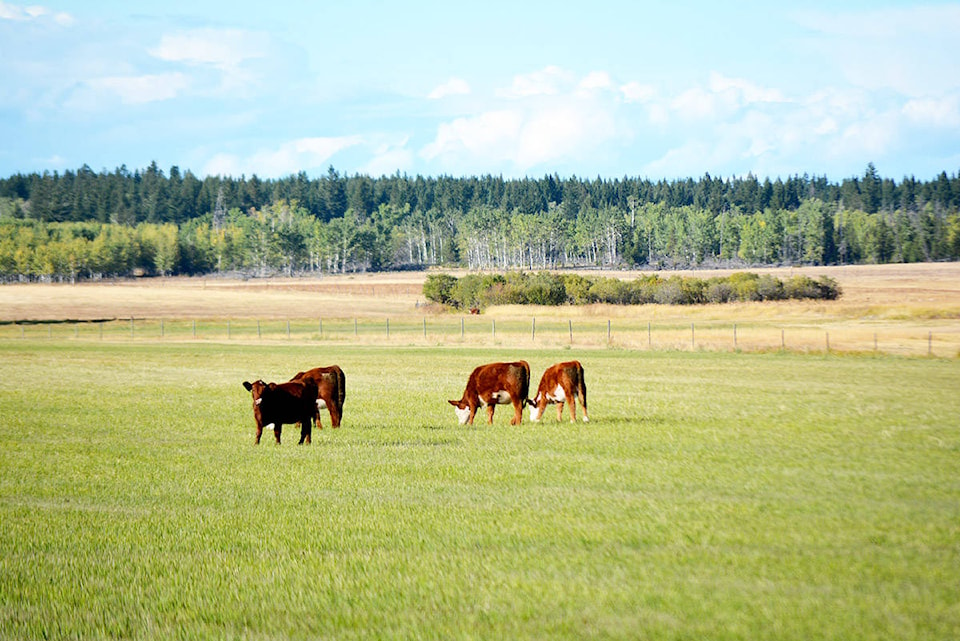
492;319;496;340
532;317;536;341
386;318;390;337
355;318;358;336
691;322;695;349
287;321;291;338
607;320;611;344
825;331;830;353
781;329;785;350
929;332;933;356
423;317;427;339
257;320;261;339
319;318;323;337
569;320;573;344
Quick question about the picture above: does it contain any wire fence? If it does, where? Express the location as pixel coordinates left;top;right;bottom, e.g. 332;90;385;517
2;316;957;358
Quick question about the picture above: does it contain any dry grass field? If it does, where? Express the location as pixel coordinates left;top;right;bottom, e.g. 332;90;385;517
1;263;959;356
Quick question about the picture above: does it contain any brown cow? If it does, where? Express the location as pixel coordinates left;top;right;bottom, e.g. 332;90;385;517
290;365;346;429
242;379;318;444
529;361;589;423
448;361;531;425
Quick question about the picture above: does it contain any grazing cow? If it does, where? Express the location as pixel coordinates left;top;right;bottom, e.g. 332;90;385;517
529;361;589;423
469;307;481;315
448;361;531;425
242;379;318;445
290;365;346;429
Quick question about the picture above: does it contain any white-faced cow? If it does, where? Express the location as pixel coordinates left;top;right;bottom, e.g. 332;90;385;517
290;365;346;429
242;379;318;445
529;360;589;423
448;361;531;425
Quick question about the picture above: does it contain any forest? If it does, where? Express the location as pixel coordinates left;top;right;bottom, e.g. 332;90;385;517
1;162;959;281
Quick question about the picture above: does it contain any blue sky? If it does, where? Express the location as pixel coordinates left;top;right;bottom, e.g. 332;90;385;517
2;1;959;181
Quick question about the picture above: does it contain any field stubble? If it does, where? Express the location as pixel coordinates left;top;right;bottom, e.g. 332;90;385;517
1;263;959;356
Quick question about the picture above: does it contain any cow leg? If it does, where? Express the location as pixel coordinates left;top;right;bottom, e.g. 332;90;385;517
274;424;282;444
511;398;523;425
255;424;263;445
486;404;496;424
556;401;564;422
328;398;341;428
299;419;311;445
467;405;478;425
568;397;577;422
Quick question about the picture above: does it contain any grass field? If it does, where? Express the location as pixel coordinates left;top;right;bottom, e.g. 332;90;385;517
1;341;958;640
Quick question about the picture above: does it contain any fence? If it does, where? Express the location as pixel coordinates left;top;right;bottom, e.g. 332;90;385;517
1;316;957;358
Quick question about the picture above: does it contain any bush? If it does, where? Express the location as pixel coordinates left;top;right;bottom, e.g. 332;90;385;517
423;273;458;306
422;270;842;308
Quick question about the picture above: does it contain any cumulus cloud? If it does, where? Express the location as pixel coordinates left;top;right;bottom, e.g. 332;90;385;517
620;81;657;104
428;77;471;99
422;67;624;173
0;1;71;25
497;66;574;98
203;136;363;178
903;95;960;129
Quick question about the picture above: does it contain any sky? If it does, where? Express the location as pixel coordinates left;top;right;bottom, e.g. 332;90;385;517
1;1;959;182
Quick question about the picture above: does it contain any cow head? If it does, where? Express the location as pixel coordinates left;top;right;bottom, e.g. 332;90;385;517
242;379;272;425
447;399;471;425
528;393;545;422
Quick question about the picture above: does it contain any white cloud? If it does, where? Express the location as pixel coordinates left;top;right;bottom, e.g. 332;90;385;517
621;82;656;104
150;28;268;94
362;142;414;177
428;77;471;100
497;66;574;98
709;73;785;105
421;110;523;164
903;95;960;129
203;136;363;178
578;71;613;94
422;68;622;173
0;1;71;25
88;73;190;105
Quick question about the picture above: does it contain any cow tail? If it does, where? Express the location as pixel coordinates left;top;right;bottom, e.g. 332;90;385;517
521;360;531;404
336;366;346;409
578;362;587;410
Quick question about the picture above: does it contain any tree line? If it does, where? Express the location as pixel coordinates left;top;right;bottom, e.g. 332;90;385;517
1;162;959;281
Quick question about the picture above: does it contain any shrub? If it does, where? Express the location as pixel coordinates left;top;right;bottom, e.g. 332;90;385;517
423;273;458;306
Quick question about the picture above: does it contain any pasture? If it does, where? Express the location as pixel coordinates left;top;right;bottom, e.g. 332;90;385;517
1;341;958;640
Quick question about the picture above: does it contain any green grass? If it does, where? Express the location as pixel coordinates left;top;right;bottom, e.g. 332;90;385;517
1;341;958;640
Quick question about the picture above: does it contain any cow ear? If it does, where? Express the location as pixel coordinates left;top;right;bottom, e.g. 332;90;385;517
243;381;253;391
447;400;458;406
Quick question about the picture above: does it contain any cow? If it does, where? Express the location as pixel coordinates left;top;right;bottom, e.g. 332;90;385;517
242;379;318;445
290;365;346;429
529;361;589;423
448;361;531;425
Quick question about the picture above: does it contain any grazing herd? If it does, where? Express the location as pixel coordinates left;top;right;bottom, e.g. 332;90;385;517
242;360;588;444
